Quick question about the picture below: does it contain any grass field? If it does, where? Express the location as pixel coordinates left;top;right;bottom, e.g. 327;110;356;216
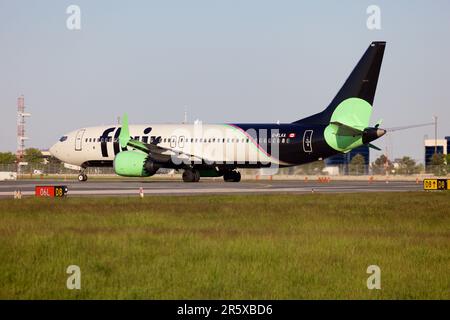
0;192;449;299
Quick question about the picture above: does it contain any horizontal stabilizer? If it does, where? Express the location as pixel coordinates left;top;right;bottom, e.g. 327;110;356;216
329;121;363;136
368;143;381;151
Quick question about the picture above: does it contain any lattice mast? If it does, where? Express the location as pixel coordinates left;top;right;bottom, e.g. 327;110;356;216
16;95;31;165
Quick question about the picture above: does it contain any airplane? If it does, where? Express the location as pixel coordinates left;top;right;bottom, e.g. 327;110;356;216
49;41;387;183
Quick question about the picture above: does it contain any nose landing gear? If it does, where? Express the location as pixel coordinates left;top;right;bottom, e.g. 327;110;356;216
78;172;88;182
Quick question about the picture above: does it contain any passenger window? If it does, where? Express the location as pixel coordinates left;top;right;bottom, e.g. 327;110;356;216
170;136;176;148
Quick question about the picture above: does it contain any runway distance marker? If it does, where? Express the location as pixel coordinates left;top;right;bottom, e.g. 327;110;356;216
35;186;68;197
423;179;448;191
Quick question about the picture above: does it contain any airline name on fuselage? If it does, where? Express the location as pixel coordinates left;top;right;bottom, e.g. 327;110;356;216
98;126;302;158
100;126;160;158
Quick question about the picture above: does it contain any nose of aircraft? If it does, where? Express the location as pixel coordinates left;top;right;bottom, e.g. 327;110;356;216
49;143;58;157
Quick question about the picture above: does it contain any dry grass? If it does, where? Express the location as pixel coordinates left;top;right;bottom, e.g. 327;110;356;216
0;192;449;299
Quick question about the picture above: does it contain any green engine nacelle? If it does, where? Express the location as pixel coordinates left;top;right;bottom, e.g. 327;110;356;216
113;151;152;177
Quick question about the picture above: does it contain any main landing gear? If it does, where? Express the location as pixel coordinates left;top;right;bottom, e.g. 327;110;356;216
182;169;200;183
223;170;241;182
78;171;88;182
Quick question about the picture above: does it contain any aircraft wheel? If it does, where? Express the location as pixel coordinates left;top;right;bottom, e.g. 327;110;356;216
223;171;233;182
223;171;240;182
78;173;88;182
193;170;200;182
182;170;196;182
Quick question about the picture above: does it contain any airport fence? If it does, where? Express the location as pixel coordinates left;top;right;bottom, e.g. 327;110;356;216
0;163;448;179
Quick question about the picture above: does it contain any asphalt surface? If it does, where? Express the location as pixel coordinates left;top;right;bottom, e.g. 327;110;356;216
0;179;423;198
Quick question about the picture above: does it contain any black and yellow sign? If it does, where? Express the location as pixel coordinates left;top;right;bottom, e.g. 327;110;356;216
423;179;449;190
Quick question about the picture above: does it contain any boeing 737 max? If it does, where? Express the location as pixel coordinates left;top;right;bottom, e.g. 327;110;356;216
49;42;387;182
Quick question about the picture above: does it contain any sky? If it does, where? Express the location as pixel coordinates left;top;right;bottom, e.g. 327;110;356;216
1;0;449;162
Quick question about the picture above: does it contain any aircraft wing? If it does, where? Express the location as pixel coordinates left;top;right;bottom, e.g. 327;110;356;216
119;114;205;164
127;138;167;154
126;138;173;162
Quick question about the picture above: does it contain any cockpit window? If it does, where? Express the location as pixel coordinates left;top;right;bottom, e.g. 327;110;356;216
59;136;68;142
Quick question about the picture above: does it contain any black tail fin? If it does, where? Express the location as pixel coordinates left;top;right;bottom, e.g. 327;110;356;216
294;41;386;125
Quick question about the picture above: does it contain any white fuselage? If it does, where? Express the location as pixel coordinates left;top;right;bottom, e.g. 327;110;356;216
49;124;293;168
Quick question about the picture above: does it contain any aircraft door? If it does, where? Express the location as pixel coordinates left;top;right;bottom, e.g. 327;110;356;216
75;129;86;151
303;130;313;153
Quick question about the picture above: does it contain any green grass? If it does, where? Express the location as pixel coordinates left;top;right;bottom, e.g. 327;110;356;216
0;192;449;299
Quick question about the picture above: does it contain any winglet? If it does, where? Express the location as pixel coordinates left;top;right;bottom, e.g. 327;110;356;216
119;113;130;148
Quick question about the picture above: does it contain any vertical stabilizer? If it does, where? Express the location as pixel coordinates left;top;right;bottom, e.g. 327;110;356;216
294;41;386;125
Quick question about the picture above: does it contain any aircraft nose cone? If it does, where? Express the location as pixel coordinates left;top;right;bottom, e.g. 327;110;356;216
49;144;58;156
376;129;387;137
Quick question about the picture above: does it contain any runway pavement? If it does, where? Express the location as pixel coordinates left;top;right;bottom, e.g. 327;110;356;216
0;179;423;198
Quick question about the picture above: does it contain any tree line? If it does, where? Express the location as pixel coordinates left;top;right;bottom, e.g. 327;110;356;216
0;148;44;165
0;149;448;176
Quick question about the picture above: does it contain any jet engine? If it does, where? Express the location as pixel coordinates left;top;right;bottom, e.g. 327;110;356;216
113;151;159;177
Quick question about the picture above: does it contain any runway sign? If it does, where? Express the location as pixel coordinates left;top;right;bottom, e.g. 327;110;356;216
423;179;449;191
35;186;68;197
